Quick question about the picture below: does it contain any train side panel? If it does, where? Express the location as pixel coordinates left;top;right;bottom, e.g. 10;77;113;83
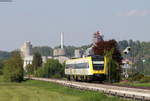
65;57;93;76
65;55;108;81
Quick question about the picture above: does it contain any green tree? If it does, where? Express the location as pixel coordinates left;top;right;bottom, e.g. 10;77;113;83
0;60;4;75
36;59;64;78
26;64;34;77
118;40;150;75
0;50;11;60
3;52;24;82
32;52;42;72
32;46;53;56
64;46;77;57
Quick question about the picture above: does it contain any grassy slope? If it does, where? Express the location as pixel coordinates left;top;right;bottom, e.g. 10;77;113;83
115;81;150;87
0;78;135;101
130;83;150;87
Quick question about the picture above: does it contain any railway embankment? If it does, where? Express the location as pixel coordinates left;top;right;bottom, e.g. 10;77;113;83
29;77;150;101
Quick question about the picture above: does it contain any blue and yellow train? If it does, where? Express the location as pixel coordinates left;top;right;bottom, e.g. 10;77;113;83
65;55;109;81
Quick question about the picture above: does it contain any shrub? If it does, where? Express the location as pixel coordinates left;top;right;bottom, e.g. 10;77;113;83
0;60;4;75
26;64;34;75
32;52;42;71
35;67;45;77
140;76;150;83
132;73;144;81
3;52;24;82
35;59;64;78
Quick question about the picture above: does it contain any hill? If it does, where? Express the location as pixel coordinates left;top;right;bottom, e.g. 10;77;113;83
0;51;11;60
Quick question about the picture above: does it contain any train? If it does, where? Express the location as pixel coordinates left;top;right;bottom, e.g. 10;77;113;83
65;55;109;81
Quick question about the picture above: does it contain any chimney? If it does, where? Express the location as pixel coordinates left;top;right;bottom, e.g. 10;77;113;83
61;32;64;49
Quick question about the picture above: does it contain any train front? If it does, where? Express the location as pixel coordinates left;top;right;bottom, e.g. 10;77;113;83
90;55;107;81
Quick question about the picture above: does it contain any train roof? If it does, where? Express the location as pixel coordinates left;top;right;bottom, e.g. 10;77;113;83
66;55;104;64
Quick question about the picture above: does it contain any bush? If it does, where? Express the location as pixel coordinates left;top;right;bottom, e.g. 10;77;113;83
140;76;150;83
35;59;64;78
0;60;4;75
35;67;45;77
3;53;24;82
131;73;144;81
32;52;42;71
0;70;2;75
26;64;34;75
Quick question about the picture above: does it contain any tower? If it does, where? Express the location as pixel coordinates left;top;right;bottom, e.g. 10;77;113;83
20;41;33;70
20;41;32;58
53;32;66;56
61;32;64;49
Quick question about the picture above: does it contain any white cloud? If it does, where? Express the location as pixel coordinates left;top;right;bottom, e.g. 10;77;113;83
117;9;150;17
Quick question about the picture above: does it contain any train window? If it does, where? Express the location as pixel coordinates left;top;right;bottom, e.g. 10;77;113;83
66;62;89;69
66;64;74;69
92;55;104;61
75;63;89;69
93;64;104;70
66;64;69;69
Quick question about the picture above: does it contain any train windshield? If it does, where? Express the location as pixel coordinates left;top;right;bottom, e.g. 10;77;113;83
92;55;104;70
93;64;104;70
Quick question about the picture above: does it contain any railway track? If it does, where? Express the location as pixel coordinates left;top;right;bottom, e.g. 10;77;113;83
29;77;150;101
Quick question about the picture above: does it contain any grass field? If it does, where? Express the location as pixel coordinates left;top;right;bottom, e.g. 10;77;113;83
0;77;136;101
129;83;150;87
115;81;150;87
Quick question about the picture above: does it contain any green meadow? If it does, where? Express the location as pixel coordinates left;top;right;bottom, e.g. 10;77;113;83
0;77;136;101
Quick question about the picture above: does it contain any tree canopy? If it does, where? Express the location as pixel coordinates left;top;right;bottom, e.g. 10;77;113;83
32;46;53;56
32;52;43;71
35;59;64;78
93;39;123;65
0;51;11;60
3;52;24;82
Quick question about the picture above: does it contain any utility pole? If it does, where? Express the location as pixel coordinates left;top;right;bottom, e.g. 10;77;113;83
123;46;131;79
109;60;111;83
141;46;145;74
131;43;134;82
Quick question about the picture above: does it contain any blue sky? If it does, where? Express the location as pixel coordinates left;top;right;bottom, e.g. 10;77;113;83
0;0;150;51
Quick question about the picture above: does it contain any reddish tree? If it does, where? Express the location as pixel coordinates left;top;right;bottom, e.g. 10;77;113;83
92;32;123;82
93;39;122;65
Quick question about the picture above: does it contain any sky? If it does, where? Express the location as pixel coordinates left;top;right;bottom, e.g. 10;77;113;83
0;0;150;51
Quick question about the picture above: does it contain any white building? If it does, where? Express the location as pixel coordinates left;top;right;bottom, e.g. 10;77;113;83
21;32;69;70
53;32;69;63
23;56;33;69
20;41;53;70
20;41;32;58
20;41;33;70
